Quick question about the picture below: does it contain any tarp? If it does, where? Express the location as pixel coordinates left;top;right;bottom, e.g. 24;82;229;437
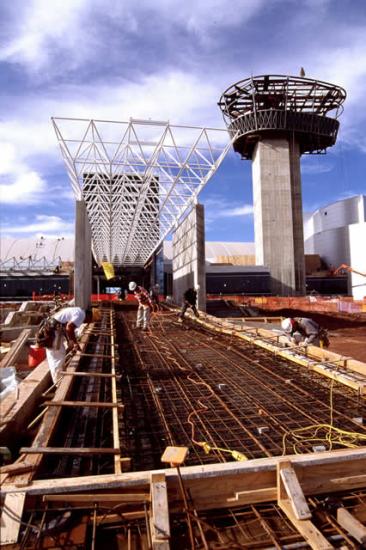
101;262;115;280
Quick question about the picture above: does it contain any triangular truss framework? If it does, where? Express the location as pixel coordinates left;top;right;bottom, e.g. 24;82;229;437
52;118;231;267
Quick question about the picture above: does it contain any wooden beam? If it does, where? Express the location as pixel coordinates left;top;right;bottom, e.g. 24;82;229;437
62;372;118;378
19;447;121;455
336;507;366;544
279;499;333;549
277;461;311;520
0;328;32;369
43;493;150;503
3;448;366;510
110;310;122;475
0;492;26;545
150;473;170;550
0;325;95;544
44;400;123;408
0;461;35;479
0;361;50;443
96;511;145;524
78;352;112;359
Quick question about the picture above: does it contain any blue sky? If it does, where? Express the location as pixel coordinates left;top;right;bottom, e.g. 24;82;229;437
0;0;365;251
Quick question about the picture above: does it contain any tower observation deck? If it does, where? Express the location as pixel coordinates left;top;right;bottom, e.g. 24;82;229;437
219;75;346;296
219;75;346;158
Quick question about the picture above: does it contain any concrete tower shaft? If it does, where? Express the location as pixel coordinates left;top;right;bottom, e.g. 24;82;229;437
219;75;346;296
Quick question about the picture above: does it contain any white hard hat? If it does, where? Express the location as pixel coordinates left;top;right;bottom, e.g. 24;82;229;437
281;318;293;333
129;281;137;291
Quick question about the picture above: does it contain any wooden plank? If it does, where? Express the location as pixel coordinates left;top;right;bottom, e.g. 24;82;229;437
96;511;145;524
150;473;170;550
279;499;333;549
110;310;122;475
3;447;366;513
161;446;188;466
0;328;32;368
0;361;50;442
19;447;121;455
62;371;117;378
331;474;366;487
0;492;26;545
43;493;150;503
277;461;311;520
1;325;95;543
78;352;112;359
0;462;34;476
227;487;275;504
336;507;366;544
44;400;123;408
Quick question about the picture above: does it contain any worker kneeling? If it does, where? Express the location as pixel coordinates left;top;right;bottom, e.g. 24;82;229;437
36;307;93;384
129;282;153;331
281;317;329;347
178;286;200;322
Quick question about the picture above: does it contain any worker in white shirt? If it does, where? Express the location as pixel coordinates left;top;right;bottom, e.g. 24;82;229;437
37;307;93;384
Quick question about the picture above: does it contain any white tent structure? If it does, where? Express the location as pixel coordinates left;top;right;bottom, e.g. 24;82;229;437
52;118;231;267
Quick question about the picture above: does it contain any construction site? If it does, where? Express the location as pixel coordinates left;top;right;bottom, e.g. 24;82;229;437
1;74;366;549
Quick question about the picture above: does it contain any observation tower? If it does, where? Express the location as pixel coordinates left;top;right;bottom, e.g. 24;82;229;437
219;75;346;295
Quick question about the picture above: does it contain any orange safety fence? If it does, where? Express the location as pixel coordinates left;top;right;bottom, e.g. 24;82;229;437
206;294;366;314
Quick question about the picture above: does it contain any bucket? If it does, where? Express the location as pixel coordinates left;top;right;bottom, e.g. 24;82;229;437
28;345;46;368
92;308;102;322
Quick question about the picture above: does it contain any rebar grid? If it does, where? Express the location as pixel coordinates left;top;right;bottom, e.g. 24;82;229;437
36;306;118;480
119;310;366;467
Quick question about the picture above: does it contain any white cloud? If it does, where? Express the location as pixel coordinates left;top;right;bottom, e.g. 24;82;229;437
301;159;333;175
0;0;265;74
0;171;47;204
0;70;227;180
1;214;74;235
217;205;254;217
204;196;253;226
0;0;89;73
0;143;19;175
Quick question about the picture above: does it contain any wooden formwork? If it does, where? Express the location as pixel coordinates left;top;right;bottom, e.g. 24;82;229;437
1;306;366;548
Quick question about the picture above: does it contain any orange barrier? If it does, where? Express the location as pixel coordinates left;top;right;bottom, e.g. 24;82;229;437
207;295;366;314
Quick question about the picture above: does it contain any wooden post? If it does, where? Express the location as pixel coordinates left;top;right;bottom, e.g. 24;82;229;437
336;507;366;544
0;492;26;545
277;461;333;549
0;328;32;369
150;473;170;550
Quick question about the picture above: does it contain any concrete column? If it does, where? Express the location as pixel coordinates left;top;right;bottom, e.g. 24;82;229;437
74;200;92;309
172;204;206;311
252;138;305;296
195;204;206;311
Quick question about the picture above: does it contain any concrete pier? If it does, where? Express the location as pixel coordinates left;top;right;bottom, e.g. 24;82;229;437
252;138;305;295
74;200;92;309
172;204;206;311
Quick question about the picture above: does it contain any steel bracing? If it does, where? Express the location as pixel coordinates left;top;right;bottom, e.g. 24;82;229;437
52;118;231;267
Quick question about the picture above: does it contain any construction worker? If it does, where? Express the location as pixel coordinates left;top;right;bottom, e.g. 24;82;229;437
149;283;160;310
37;306;93;384
178;286;200;322
129;282;153;331
281;317;322;346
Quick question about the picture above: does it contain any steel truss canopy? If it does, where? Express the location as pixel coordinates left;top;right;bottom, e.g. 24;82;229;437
52;118;231;267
